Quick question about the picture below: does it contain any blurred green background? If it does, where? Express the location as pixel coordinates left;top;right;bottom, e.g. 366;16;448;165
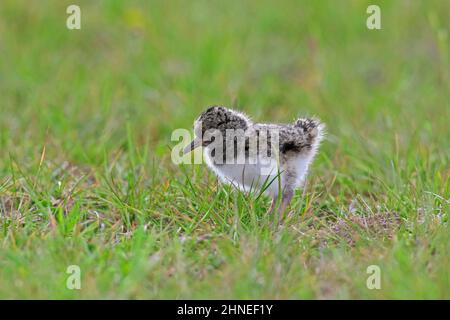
0;1;448;299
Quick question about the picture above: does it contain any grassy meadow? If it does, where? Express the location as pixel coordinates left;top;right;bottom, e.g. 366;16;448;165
0;0;449;299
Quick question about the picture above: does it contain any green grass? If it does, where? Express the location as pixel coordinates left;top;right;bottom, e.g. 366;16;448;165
0;0;448;299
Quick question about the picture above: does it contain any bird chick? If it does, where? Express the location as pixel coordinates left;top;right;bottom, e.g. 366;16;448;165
184;105;325;216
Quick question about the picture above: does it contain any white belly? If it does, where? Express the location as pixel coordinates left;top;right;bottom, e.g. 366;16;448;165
204;154;281;197
203;150;315;198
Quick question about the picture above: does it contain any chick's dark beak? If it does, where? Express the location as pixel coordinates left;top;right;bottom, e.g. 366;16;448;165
183;139;202;155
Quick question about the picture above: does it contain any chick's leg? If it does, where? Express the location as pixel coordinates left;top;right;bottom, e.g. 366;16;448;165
267;197;277;215
279;189;293;219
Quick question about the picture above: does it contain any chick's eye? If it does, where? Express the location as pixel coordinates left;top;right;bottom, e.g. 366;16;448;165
202;136;215;146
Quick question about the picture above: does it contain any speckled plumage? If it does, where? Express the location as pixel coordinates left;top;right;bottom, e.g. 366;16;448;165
184;105;325;216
